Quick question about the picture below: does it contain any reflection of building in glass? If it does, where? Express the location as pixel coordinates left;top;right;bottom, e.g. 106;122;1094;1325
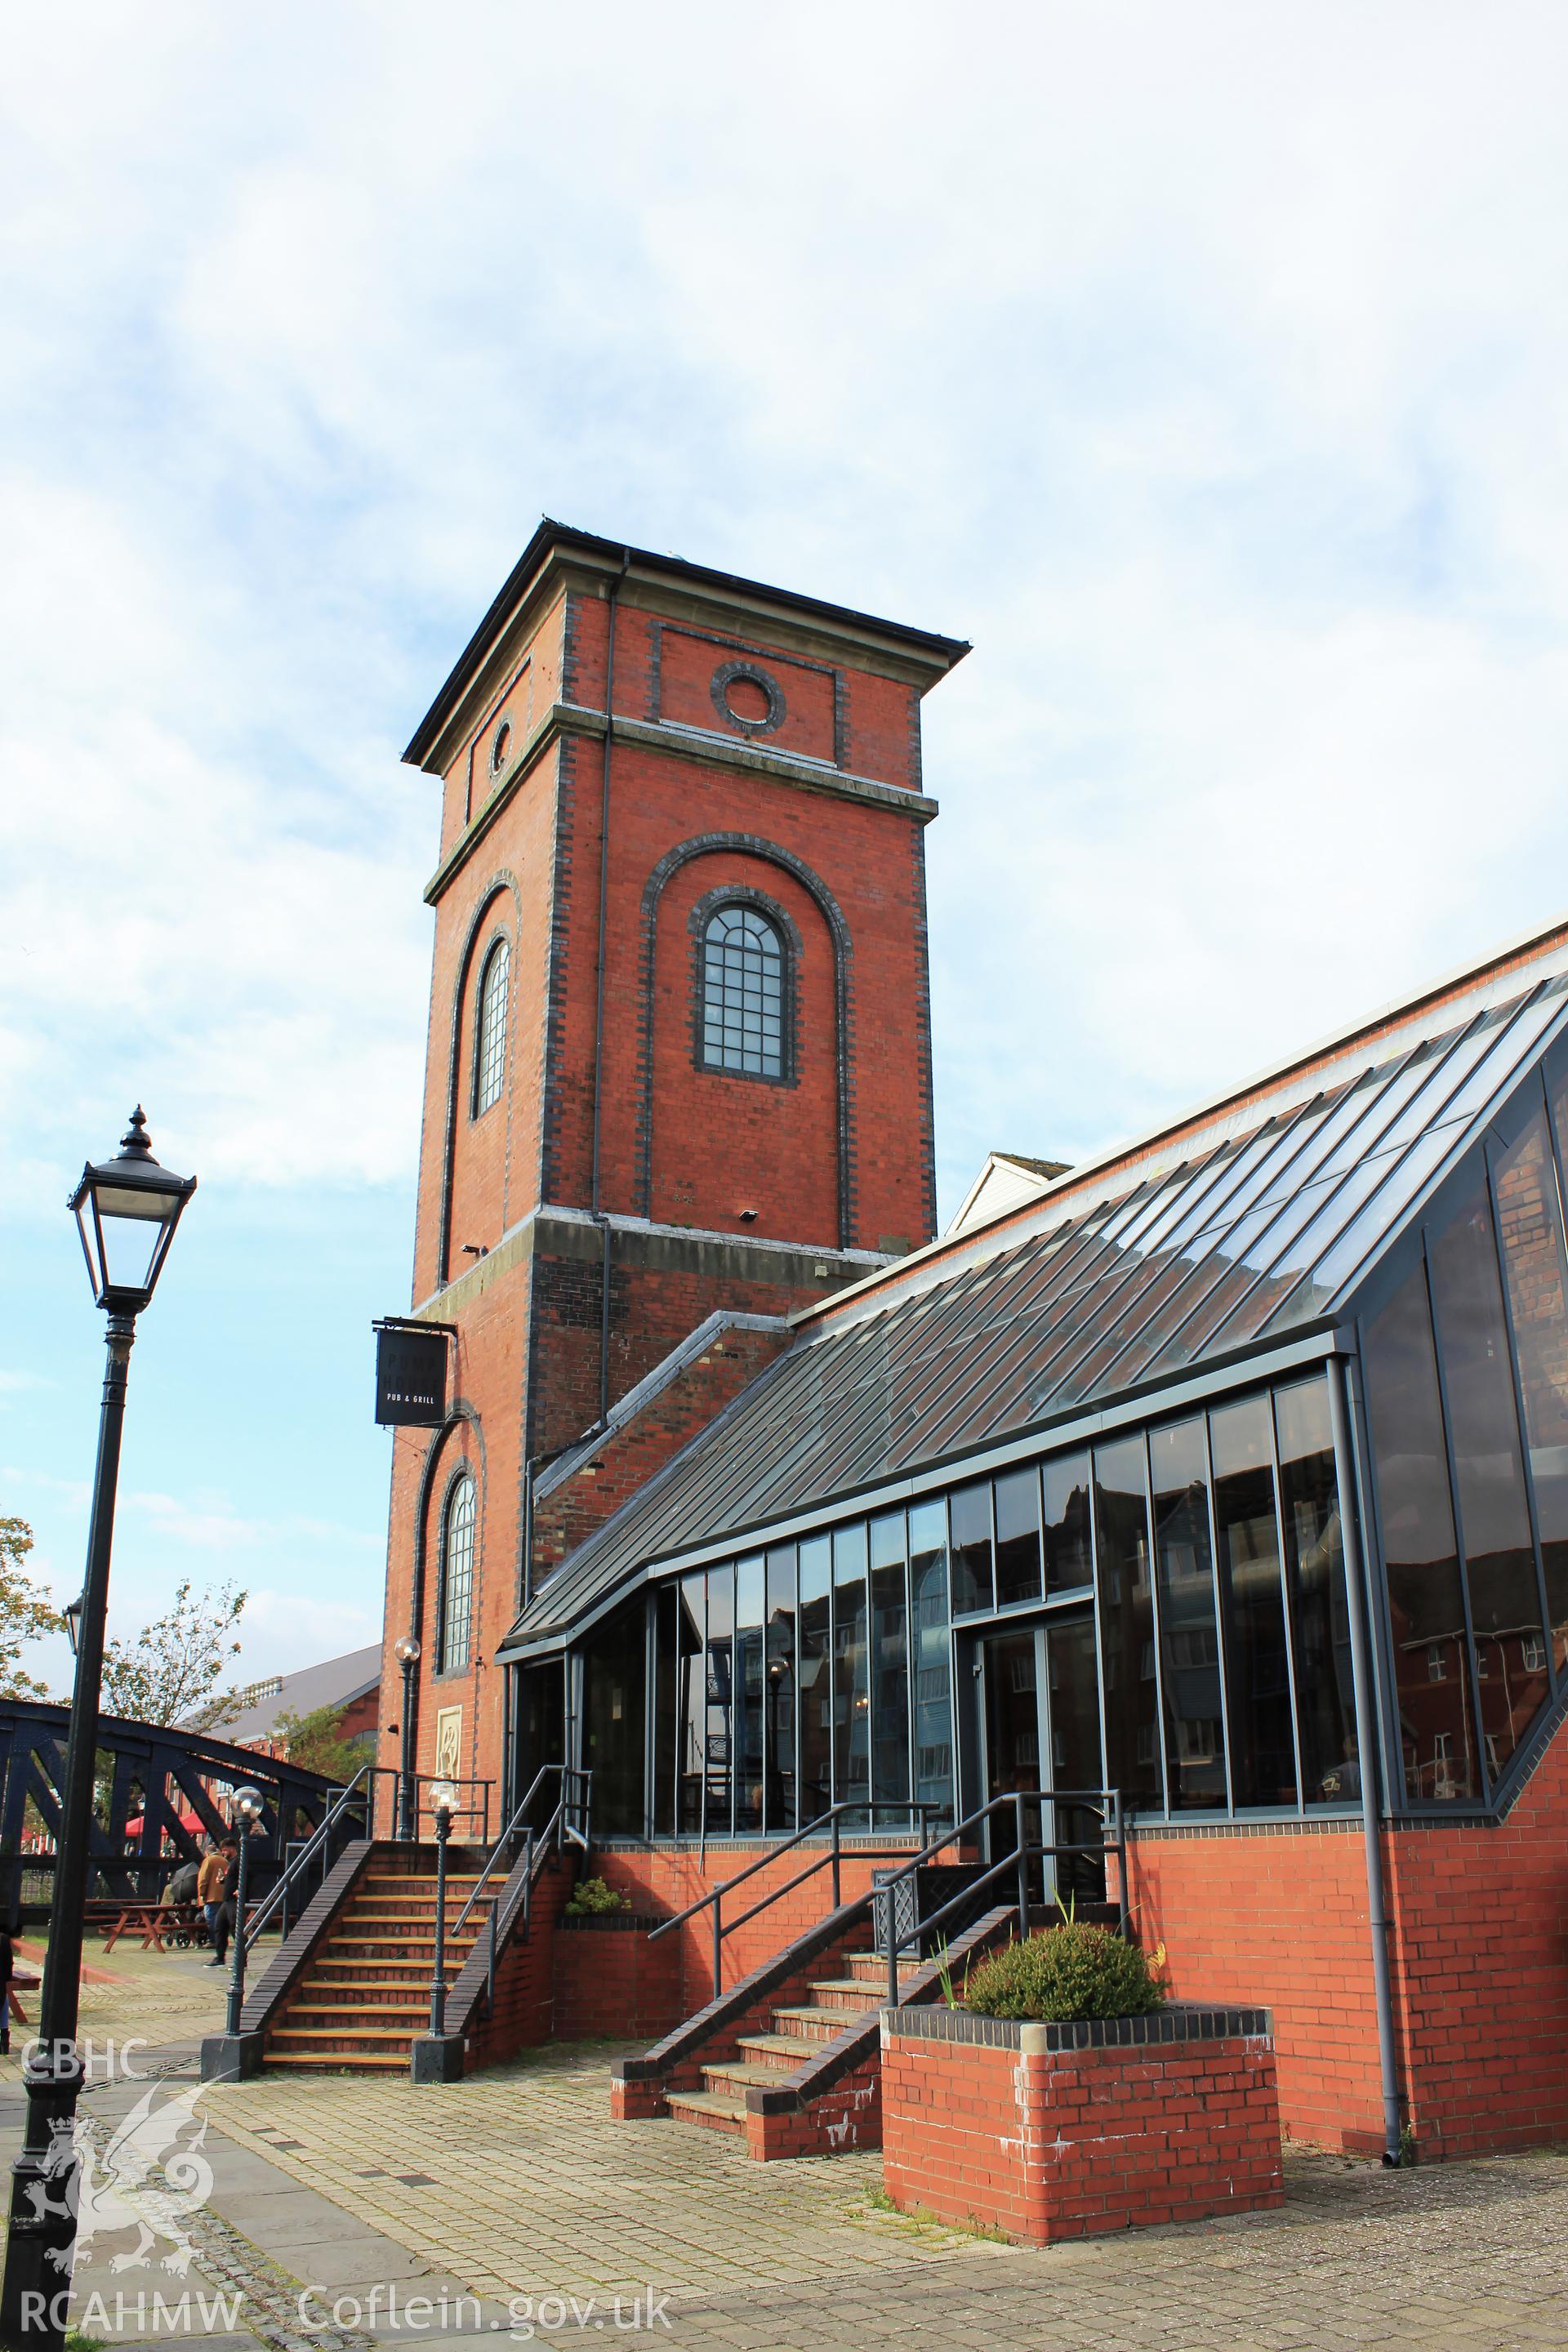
532;952;1568;1840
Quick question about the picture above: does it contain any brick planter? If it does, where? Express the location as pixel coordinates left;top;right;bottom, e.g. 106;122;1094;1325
882;2003;1283;2243
553;1913;684;2041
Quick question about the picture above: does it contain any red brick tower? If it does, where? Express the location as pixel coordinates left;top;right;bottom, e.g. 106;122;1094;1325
376;523;967;1804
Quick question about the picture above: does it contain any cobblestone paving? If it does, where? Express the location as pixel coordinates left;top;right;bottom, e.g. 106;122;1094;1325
207;2043;994;2304
0;1938;226;2082
7;1944;1568;2350
645;2147;1568;2351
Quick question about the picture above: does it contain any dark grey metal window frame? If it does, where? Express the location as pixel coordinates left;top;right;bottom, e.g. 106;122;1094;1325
597;1358;1372;1842
692;891;795;1086
1350;1035;1568;1815
471;933;511;1120
435;1467;477;1677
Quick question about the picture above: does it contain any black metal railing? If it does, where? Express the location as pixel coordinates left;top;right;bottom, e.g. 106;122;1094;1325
429;1763;592;2031
410;1774;494;1844
648;1802;945;2001
236;1763;385;1963
874;1785;1127;2011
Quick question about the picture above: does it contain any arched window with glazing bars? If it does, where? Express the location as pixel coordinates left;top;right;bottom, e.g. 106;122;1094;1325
439;1474;475;1673
700;904;784;1079
473;938;510;1115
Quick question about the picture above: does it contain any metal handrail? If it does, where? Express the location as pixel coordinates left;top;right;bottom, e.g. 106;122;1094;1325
409;1773;494;1843
876;1785;1127;2010
430;1763;592;2029
648;1801;943;2000
239;1763;388;1957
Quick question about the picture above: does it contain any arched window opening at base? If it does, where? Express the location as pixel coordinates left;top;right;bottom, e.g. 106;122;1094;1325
701;904;784;1078
439;1475;475;1673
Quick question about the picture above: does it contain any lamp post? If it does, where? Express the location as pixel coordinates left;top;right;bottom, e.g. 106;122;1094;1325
0;1110;194;2352
394;1635;421;1841
223;1788;265;2038
427;1780;457;2037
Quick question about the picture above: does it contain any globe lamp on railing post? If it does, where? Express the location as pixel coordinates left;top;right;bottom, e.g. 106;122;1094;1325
428;1780;457;2037
0;1110;195;2352
225;1787;265;2037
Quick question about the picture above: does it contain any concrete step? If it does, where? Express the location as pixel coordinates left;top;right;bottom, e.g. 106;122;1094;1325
304;1965;434;1984
806;1980;889;2010
294;1977;432;1998
359;1875;487;1886
341;1904;487;1920
846;1954;922;1983
735;2033;817;2069
327;1935;482;1953
285;1999;431;2020
702;2059;798;2096
666;2089;747;2134
265;2051;412;2072
770;2005;853;2042
270;2023;420;2043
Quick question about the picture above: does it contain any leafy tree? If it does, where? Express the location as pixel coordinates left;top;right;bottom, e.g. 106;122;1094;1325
100;1578;247;1731
272;1701;365;1784
0;1517;60;1700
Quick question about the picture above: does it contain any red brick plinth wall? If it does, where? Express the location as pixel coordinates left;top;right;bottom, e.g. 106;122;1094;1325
594;1841;929;2008
553;1915;685;2042
881;2005;1283;2243
1126;1713;1568;2165
1125;1822;1385;2154
464;1860;576;2069
745;2062;880;2160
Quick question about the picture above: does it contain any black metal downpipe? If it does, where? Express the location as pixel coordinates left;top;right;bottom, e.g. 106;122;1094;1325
1328;1354;1405;2167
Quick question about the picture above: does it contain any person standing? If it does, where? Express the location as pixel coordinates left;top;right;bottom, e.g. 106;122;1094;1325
198;1840;229;1965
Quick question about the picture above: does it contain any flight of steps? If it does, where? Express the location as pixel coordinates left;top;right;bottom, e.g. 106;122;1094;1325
665;1944;922;2134
265;1851;494;2072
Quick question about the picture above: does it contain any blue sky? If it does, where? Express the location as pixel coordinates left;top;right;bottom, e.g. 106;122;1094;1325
6;2;1568;1693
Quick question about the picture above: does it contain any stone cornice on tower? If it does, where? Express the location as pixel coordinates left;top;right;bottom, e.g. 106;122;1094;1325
402;518;970;781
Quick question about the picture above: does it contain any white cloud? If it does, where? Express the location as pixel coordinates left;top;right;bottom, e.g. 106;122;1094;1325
2;3;1567;1231
5;0;1568;1641
237;1587;381;1685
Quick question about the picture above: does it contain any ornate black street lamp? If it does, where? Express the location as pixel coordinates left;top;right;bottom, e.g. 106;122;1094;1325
0;1110;195;2352
223;1787;265;2037
394;1634;421;1841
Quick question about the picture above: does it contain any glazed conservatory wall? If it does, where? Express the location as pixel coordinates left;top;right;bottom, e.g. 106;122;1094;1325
575;1365;1358;1839
1360;1056;1568;1808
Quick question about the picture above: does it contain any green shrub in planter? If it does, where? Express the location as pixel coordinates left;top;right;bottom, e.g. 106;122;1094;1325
961;1922;1165;2022
564;1875;630;1918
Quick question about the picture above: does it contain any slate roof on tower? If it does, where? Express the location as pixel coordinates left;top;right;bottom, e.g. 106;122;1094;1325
499;909;1568;1657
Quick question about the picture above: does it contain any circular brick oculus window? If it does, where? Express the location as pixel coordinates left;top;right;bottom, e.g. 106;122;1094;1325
490;719;511;773
710;659;786;737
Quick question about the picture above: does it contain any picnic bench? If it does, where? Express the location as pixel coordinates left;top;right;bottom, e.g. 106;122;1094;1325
6;1966;40;2024
89;1900;207;1953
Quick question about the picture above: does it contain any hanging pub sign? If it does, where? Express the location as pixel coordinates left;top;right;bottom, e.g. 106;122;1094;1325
373;1319;452;1427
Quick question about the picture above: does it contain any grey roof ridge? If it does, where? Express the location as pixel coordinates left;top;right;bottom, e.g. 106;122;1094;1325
533;1309;791;1503
791;901;1568;1343
507;1332;811;1641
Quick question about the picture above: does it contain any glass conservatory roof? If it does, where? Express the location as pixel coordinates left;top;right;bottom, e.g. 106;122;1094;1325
506;929;1568;1650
